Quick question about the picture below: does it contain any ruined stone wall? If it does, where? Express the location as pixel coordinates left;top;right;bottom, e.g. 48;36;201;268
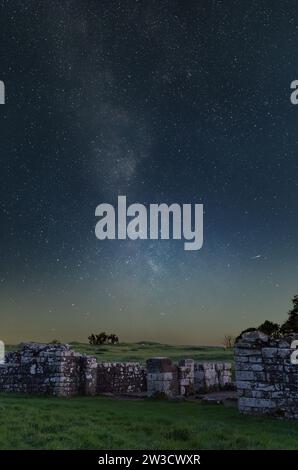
179;359;195;396
235;331;298;419
146;357;179;398
80;356;98;396
146;357;233;398
194;362;232;393
0;343;83;396
0;343;233;398
97;362;147;394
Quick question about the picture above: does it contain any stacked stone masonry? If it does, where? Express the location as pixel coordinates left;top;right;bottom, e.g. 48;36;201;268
97;362;147;394
235;331;298;419
0;343;233;398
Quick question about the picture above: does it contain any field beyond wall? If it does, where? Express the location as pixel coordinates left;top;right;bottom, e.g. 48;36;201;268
69;342;234;363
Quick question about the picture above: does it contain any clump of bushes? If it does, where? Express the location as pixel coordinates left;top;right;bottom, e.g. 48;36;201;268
88;332;119;345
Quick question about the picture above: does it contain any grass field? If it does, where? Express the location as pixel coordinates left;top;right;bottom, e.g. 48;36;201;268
0;394;298;450
7;342;234;363
68;342;234;363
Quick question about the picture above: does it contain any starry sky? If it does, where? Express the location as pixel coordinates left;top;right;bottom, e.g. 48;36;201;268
1;0;298;345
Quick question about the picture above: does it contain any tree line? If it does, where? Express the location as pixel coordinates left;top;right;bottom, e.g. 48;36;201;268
88;332;119;345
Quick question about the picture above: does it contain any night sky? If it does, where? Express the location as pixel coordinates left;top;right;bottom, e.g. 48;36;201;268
1;1;298;345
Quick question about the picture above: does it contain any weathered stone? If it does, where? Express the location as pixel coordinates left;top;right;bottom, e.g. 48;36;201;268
239;397;276;408
97;362;146;394
235;363;264;372
241;331;269;342
235;370;255;381
235;336;298;419
235;348;262;356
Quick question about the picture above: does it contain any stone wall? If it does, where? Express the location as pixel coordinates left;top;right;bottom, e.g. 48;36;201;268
146;357;233;398
235;331;298;419
179;359;195;396
195;362;232;393
97;362;146;394
0;343;233;398
0;343;83;396
147;357;179;398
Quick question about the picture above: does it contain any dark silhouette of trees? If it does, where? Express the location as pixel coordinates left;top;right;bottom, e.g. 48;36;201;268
96;332;108;345
280;295;298;334
258;320;280;337
88;334;96;345
88;332;119;345
108;334;119;344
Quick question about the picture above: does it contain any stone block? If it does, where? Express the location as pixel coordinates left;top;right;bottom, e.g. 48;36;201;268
239;397;276;408
235;370;255;381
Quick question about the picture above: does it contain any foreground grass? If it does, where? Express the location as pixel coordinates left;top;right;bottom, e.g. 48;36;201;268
69;342;234;363
0;394;298;449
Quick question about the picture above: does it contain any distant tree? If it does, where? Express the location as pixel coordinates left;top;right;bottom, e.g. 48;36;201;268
96;332;108;345
258;320;280;337
50;339;61;344
280;295;298;334
223;335;235;349
108;334;119;345
88;334;96;345
88;332;119;345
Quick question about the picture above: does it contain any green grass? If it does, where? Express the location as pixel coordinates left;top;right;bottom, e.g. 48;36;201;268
6;342;234;363
5;344;17;353
68;342;234;363
0;394;298;449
